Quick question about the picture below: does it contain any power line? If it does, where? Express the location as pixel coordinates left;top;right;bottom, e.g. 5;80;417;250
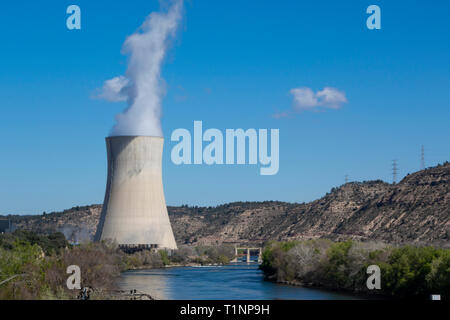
392;160;398;184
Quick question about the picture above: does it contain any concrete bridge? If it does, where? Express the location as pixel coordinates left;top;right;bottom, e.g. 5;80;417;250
231;247;262;263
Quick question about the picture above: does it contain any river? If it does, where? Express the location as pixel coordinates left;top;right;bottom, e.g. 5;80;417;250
117;263;364;300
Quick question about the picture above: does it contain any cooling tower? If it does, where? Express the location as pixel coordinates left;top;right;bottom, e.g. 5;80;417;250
95;136;177;249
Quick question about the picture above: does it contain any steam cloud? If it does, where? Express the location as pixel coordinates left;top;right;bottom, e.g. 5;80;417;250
98;0;183;137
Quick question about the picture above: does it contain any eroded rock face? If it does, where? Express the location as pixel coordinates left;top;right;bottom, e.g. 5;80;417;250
6;163;449;247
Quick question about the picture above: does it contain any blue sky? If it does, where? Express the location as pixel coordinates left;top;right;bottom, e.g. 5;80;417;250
0;0;449;214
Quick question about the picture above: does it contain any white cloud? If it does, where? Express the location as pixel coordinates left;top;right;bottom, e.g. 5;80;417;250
290;87;318;110
281;86;347;116
316;87;347;109
273;86;347;118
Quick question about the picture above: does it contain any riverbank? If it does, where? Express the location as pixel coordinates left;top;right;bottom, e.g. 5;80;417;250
125;261;230;271
260;240;449;299
0;231;237;299
3;231;447;300
121;244;236;270
0;231;125;299
264;277;393;300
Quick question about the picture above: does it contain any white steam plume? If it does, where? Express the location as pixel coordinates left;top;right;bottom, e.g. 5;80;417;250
98;0;183;137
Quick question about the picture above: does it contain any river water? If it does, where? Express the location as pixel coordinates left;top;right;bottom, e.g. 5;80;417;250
118;263;363;300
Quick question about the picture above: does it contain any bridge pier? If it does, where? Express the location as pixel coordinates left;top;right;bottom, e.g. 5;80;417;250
232;247;263;263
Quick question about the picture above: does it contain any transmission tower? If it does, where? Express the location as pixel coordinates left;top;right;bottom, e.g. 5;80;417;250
344;174;349;184
392;160;398;184
421;145;425;170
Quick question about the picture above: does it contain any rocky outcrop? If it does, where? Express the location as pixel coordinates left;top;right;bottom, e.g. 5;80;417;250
4;163;449;247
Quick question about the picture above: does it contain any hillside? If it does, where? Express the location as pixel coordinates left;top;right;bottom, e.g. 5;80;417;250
3;162;449;247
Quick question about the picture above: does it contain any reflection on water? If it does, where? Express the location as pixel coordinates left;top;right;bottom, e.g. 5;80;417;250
117;268;169;299
117;263;364;300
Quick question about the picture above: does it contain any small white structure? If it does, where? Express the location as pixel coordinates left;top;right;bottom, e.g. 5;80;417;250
95;136;177;249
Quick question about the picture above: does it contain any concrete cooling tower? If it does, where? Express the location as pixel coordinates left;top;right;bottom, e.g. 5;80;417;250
94;136;177;249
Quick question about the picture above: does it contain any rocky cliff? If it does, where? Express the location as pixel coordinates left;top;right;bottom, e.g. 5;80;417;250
4;163;449;247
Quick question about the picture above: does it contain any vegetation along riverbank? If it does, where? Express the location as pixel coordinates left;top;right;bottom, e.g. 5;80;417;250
2;230;448;300
260;240;449;299
0;230;235;299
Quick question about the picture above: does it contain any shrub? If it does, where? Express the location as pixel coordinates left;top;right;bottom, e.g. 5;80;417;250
159;250;170;266
0;238;123;299
260;240;449;298
382;246;450;298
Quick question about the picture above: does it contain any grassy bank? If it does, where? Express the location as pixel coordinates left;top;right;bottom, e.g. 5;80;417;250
0;231;235;299
260;240;449;299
